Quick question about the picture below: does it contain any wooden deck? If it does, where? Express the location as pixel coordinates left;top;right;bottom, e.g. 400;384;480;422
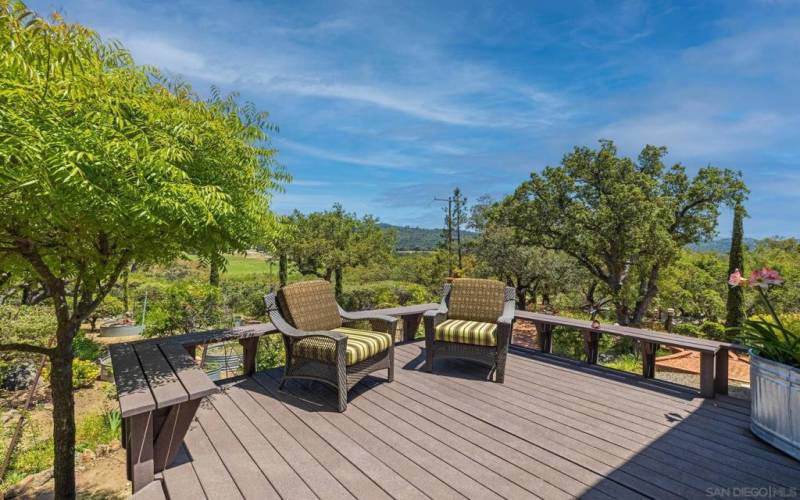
158;341;800;499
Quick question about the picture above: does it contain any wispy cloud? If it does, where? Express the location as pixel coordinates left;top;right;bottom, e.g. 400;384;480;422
278;139;419;170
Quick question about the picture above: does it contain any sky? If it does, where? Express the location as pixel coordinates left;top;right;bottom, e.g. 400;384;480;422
27;0;800;237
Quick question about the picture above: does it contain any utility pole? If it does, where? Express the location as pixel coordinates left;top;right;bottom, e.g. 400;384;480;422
434;196;454;277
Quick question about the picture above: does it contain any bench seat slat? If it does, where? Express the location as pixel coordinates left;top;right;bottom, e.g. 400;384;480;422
109;343;156;418
133;342;188;409
159;342;219;400
516;311;723;353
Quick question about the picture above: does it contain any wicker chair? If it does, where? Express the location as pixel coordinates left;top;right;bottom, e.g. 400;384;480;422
264;280;397;412
424;278;516;383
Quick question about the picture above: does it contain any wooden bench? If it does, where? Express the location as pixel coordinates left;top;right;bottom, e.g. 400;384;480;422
515;311;743;398
109;341;219;494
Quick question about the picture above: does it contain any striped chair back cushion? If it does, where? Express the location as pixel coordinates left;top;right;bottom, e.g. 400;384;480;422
447;278;505;324
278;280;342;331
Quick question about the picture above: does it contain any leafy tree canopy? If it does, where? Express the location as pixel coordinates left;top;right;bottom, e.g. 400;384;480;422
0;2;286;495
502;140;747;324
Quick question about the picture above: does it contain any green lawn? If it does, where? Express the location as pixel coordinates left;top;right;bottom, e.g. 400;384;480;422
222;254;277;278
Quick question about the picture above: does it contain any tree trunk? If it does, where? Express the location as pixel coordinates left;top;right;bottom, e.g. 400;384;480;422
51;321;77;500
209;259;220;286
515;287;527;311
334;267;343;301
631;266;660;326
278;253;288;287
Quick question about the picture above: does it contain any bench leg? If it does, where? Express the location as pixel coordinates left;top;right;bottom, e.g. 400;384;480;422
583;331;600;364
642;342;658;379
402;313;423;343
240;337;259;376
715;348;729;395
126;412;154;493
153;399;201;472
700;351;715;398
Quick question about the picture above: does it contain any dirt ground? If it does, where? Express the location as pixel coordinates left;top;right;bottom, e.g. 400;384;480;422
5;447;128;499
2;381;129;499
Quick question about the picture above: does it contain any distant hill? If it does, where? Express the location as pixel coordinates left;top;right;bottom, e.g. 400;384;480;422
689;238;759;253
382;225;759;254
381;223;476;251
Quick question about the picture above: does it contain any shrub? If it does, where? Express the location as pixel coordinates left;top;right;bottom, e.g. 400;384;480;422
144;281;224;337
256;335;285;370
43;358;99;388
73;330;103;361
221;278;273;319
672;322;702;337
338;281;433;311
0;305;53;390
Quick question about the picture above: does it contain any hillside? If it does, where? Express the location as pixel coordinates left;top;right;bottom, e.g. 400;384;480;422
381;223;476;251
689;237;759;253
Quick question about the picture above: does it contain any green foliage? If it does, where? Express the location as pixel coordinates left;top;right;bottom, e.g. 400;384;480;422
220;278;272;319
88;295;125;331
285;204;396;295
0;3;286;492
72;330;102;361
144;281;224;337
390;251;451;295
256;335;285;370
602;353;642;374
0;305;53;388
338;281;433;311
726;204;746;328
502;140;747;325
102;407;122;437
737;318;800;368
43;358;99;388
658;250;727;320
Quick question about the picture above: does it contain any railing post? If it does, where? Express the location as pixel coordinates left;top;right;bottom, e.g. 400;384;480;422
642;341;658;378
715;348;729;395
240;337;259;376
583;330;599;364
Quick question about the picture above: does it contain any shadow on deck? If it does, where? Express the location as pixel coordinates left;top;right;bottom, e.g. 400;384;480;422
160;341;800;499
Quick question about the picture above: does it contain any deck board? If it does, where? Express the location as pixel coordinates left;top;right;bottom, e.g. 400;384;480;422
161;341;800;499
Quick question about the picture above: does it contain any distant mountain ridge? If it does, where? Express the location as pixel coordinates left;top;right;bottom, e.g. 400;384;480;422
688;237;759;253
382;222;760;253
381;223;476;251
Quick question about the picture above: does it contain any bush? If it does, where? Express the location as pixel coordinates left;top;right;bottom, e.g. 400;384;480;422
0;305;53;390
338;281;433;311
256;335;285;370
672;322;702;337
144;281;224;337
43;358;99;388
73;330;103;361
221;278;273;319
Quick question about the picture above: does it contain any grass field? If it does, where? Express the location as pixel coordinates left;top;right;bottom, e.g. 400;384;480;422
222;254;277;278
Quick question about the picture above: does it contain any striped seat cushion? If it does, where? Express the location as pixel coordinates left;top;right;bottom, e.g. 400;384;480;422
434;319;497;346
292;327;392;366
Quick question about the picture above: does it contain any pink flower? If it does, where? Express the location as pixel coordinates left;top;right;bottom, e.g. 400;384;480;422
728;269;744;287
748;267;784;289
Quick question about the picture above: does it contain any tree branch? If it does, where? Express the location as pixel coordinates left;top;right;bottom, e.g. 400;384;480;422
0;343;54;357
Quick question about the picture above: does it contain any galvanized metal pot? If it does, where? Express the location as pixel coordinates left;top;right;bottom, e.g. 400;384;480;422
750;351;800;461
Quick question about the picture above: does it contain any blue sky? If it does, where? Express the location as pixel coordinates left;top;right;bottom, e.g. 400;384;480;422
28;0;800;237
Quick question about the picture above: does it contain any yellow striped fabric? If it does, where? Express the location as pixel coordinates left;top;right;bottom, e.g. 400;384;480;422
434;319;497;346
292;327;392;366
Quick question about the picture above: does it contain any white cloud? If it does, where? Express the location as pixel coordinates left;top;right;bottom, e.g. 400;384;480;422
278;139;419;170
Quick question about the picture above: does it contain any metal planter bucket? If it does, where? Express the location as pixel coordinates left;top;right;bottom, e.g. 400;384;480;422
750;351;800;461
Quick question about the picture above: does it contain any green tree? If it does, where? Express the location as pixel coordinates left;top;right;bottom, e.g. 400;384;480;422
725;204;746;328
287;205;395;298
0;4;285;496
470;196;587;310
503;140;747;325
